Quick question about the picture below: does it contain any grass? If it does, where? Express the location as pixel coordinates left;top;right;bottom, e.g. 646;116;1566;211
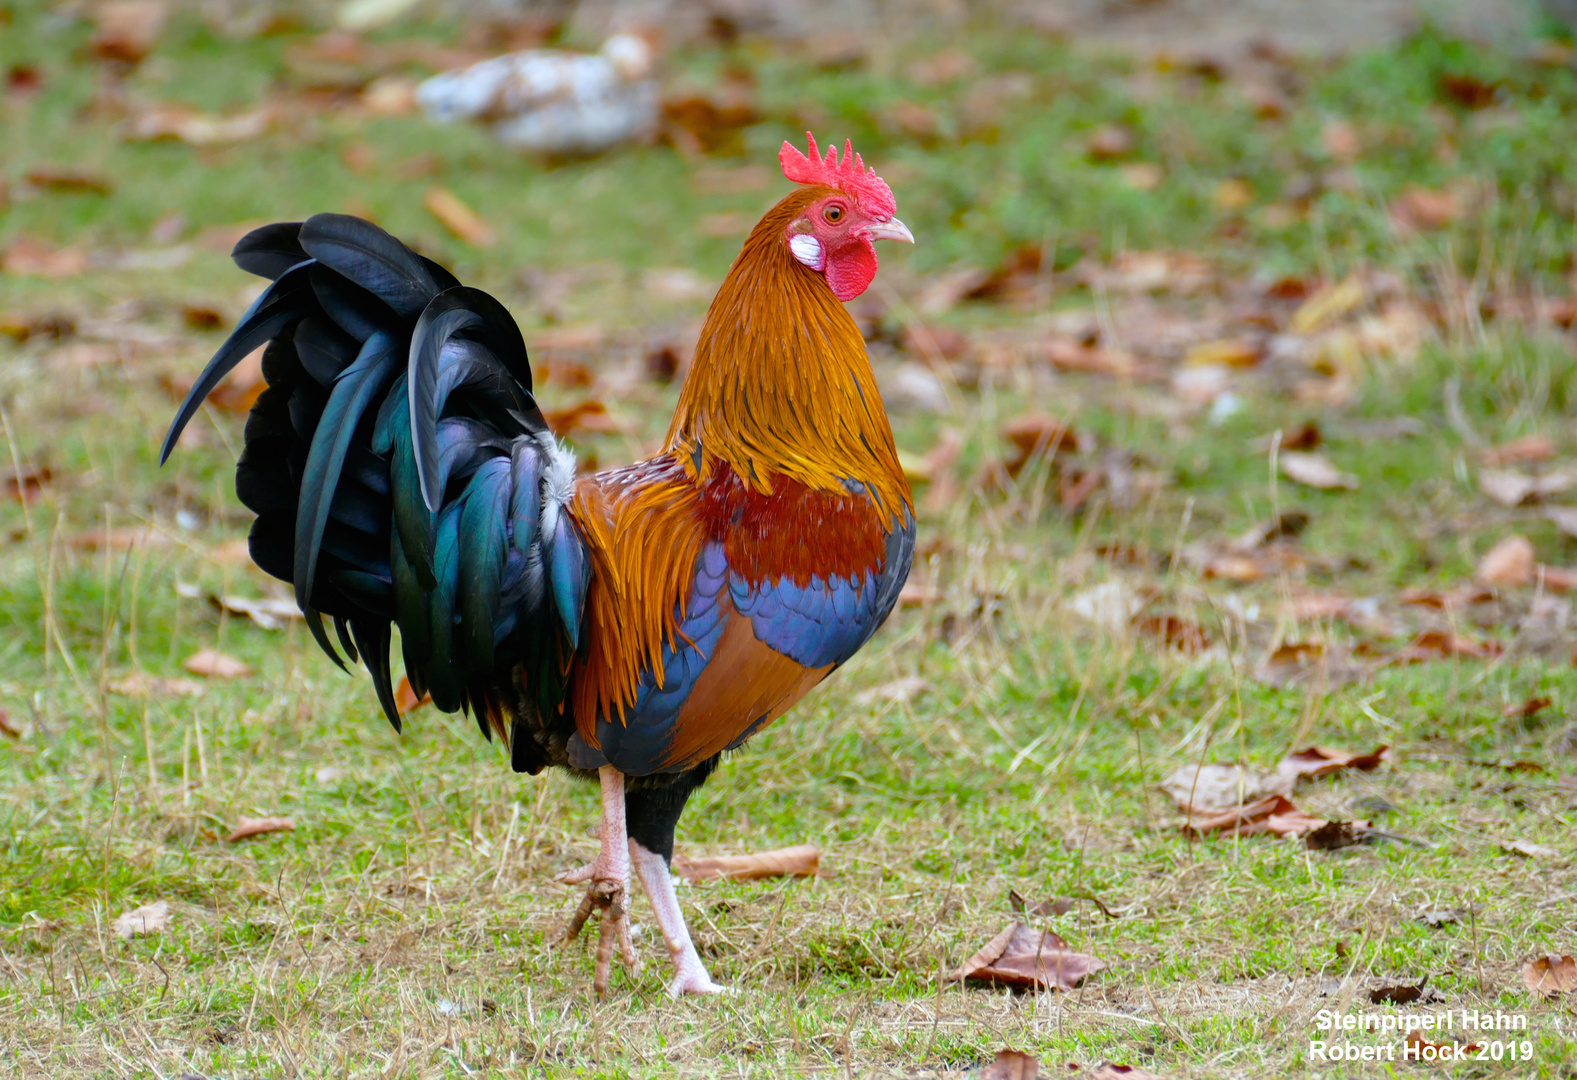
2;3;1577;1077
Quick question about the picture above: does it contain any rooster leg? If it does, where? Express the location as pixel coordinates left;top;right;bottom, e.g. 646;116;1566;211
556;764;638;995
630;839;728;998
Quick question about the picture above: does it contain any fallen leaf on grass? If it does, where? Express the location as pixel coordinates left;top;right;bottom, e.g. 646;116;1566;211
898;581;943;607
182;649;252;680
1321;120;1361;162
106;672;205;698
1181;795;1333;839
2;235;88;278
226;816;295;843
1391;186;1463;231
1279;451;1357;491
1547;506;1577;540
24;166;114;195
1522;954;1577;997
953;922;1105;991
1477;535;1535;587
424;187;497;247
1417;907;1466;928
1304;821;1369;850
1481;435;1555;466
1086;123;1136;161
981;1049;1039;1080
113;900;169;939
0;708;20;739
1369;977;1435;1005
1398;584;1494;610
542;399;622;436
1504;696;1552;720
1008;890;1072;919
1134;614;1211;654
2;463;52;503
1479;467;1577;507
673;844;820;883
89;1;170;64
394;676;430;715
1161;763;1284;809
1277;745;1389;784
1083;1065;1165;1080
1501;839;1559;859
1403;1031;1483;1059
854;677;929;706
122;104;275;146
208;594;300;631
1393;631;1502;664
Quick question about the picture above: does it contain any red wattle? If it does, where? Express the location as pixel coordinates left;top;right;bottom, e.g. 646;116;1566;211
824;236;878;302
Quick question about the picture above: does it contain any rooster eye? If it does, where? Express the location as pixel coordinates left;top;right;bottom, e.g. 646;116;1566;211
823;204;845;224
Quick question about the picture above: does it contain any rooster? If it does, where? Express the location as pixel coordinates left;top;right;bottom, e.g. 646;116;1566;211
162;134;915;998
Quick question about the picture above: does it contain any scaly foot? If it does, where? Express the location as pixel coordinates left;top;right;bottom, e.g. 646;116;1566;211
629;838;730;998
557;766;638;996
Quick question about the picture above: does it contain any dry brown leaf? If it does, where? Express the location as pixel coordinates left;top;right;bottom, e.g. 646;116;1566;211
360;74;419;116
1503;696;1552;720
1392;186;1462;230
1479;467;1577;507
1214;178;1254;211
1538;564;1577;592
1160;763;1285;810
981;1049;1040;1080
122;104;275;146
2;463;51;503
25;166;114;195
1546;506;1577;539
1304;820;1370;850
210;594;300;631
673;844;820;883
1085;1066;1166;1080
226;816;295;843
1393;631;1502;664
1522;954;1577;997
89;1;170;63
1119;163;1163;191
0;708;21;739
1279;451;1357;491
952;923;1105;991
1477;534;1535;587
1398;584;1494;610
113;900;170;938
1276;745;1389;785
1007;890;1075;919
1086;124;1136;161
3;235;88;279
106;672;205;699
1501;839;1559;859
1321;120;1361;162
394;676;430;715
1481;435;1555;466
1279;594;1352;621
1134;613;1211;654
1369;977;1435;1005
1001;415;1080;473
182;648;253;680
854;677;929;707
1043;339;1135;377
1184;338;1259;368
424;187;497;247
543;399;622;436
1180;794;1332;838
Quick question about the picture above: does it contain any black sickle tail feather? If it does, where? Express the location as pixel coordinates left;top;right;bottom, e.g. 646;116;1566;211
163;214;590;735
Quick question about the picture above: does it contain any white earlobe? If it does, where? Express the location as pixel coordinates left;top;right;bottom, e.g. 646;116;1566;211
789;234;825;271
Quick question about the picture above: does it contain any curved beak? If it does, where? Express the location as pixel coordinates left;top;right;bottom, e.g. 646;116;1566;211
866;217;915;244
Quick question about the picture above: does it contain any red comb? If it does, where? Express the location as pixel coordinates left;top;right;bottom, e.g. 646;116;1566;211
779;132;897;219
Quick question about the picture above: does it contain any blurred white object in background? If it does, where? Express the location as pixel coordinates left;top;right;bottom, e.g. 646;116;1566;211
416;33;658;155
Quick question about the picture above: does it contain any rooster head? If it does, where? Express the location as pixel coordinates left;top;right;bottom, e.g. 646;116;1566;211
778;133;913;302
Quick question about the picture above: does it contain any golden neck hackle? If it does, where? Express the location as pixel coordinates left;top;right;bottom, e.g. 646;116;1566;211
664;186;912;525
